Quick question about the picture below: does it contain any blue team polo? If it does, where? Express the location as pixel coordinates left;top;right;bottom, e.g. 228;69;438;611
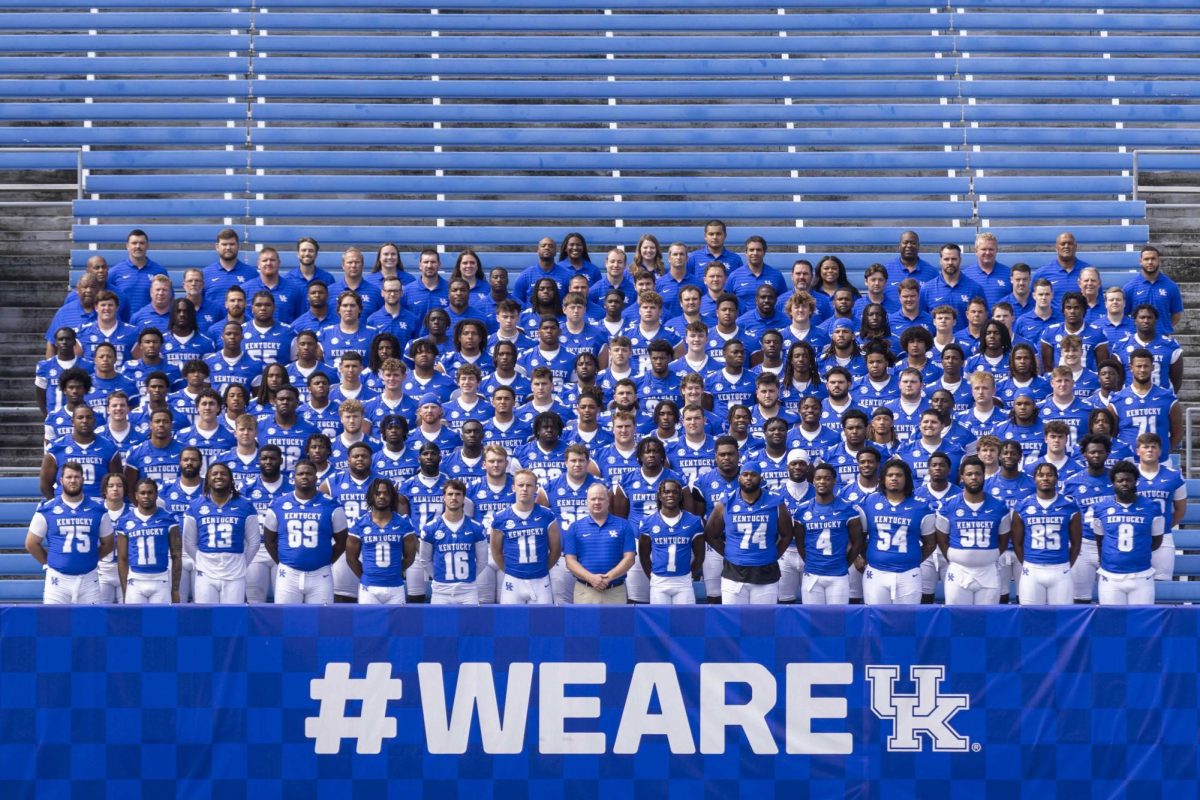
562;514;637;586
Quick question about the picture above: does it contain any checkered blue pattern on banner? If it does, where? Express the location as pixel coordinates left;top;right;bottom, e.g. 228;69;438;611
0;606;1198;800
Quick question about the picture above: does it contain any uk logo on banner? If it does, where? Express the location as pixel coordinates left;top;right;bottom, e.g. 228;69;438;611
865;665;971;753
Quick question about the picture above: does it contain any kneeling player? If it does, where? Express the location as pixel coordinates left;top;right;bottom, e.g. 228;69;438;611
421;480;488;605
1089;461;1165;606
703;466;794;605
936;457;1012;606
638;479;705;605
862;460;936;605
795;463;864;605
345;478;417;604
117;479;182;604
1012;463;1081;606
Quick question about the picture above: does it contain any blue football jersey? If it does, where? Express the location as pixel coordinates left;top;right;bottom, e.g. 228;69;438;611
268;493;345;572
125;440;184;487
937;494;1011;553
863;495;934;573
492;505;558;580
421;517;487;584
116;507;177;573
349;512;415;588
1063;470;1112;540
691;468;738;515
641;511;704;577
371;447;419;485
795;496;863;577
399;473;449;536
470;476;516;530
722;491;785;568
1137;465;1186;530
32;496;111;575
1088;497;1164;574
545;473;602;532
243;475;294;517
46;435;120;499
1015;493;1080;565
186;494;257;555
618;468;685;530
511;440;569;486
985;471;1038;511
257;418;319;472
325;470;375;526
593;444;641;486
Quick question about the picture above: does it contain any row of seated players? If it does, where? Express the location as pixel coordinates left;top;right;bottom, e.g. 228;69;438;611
27;431;1178;606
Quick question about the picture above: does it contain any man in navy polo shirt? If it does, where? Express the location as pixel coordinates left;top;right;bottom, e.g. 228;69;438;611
686;219;744;275
563;483;637;605
920;243;987;319
1122;245;1183;336
1033;231;1091;303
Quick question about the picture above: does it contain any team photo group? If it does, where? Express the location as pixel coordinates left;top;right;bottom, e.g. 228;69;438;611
27;221;1188;607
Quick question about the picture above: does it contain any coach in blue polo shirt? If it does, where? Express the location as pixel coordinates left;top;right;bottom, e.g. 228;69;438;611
563;483;637;604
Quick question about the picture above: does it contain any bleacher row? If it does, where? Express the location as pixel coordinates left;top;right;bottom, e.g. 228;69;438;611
0;473;1198;602
0;1;1197;282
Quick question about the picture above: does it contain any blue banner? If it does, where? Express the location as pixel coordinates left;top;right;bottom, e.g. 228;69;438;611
1;606;1197;799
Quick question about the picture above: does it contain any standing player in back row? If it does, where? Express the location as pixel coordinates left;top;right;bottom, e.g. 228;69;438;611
491;470;560;605
703;465;794;605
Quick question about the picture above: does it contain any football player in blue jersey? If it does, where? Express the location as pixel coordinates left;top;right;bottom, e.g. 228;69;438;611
1135;432;1187;583
398;441;452;603
794;463;865;605
512;411;570;486
257;385;318;472
25;462;115;604
182;461;261;604
687;435;741;604
116;479;182;604
703;464;795;605
613;437;684;604
1012;462;1081;606
1114;304;1184;394
861;459;937;605
345;477;416;605
1113;349;1183;458
936;457;1013;605
491;470;561;605
41;404;122;500
420;479;489;605
159;446;205;602
637;478;705;605
914;451;961;604
1064;433;1115;602
241;445;291;603
1088;461;1165;606
262;459;348;604
124;408;184;488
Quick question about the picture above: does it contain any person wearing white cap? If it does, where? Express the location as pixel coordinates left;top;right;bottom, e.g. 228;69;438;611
778;447;812;604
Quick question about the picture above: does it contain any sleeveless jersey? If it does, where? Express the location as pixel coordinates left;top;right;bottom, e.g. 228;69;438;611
723;491;785;568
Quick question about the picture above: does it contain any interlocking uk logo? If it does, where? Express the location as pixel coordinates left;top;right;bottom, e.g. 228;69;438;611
306;662;403;754
865;665;971;753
